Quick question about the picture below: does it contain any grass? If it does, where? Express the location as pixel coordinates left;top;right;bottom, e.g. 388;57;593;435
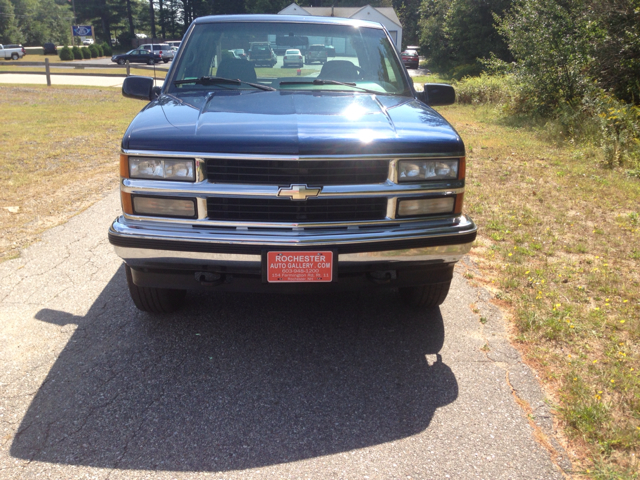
434;101;640;477
0;85;143;260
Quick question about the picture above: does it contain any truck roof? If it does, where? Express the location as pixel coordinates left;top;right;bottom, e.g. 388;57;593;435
193;14;385;30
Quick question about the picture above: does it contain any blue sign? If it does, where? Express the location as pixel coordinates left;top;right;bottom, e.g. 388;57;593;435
72;26;93;37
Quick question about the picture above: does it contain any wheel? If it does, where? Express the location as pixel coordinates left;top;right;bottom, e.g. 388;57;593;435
117;58;125;65
125;265;186;313
163;59;169;63
11;53;19;60
399;280;451;308
147;58;154;65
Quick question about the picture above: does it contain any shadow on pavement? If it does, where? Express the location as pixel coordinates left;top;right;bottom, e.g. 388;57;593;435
11;264;458;471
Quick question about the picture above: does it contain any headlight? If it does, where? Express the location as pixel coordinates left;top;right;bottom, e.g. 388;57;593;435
129;157;195;181
398;159;459;182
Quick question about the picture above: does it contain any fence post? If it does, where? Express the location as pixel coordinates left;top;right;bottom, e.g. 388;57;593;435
126;60;130;77
45;58;51;86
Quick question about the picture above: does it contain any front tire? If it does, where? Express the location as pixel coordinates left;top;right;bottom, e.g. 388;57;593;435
11;53;19;60
117;58;125;65
399;280;451;308
125;265;186;313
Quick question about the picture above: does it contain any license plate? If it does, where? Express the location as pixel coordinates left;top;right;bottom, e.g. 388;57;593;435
266;251;333;283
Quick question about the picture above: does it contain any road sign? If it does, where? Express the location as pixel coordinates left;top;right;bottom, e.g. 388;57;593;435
72;26;93;37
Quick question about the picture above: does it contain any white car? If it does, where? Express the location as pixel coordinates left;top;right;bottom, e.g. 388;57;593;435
283;49;303;68
82;38;94;46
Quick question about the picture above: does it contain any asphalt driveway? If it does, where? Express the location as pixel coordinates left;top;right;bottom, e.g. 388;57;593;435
0;191;570;479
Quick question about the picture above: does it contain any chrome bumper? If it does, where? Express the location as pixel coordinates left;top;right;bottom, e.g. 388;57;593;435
109;215;477;269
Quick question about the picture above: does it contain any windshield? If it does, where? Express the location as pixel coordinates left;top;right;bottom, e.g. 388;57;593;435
168;21;409;95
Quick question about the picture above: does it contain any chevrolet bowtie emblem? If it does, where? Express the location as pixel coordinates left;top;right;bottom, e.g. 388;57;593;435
277;184;322;201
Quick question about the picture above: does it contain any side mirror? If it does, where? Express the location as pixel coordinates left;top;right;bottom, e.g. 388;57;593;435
418;83;456;106
122;76;159;101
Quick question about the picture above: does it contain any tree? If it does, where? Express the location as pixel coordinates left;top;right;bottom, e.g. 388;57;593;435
497;0;592;112
7;0;73;45
444;0;512;66
586;0;640;104
0;0;21;43
419;0;452;70
419;0;512;74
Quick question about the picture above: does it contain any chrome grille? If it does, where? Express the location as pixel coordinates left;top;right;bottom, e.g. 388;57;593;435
206;197;387;222
205;159;389;185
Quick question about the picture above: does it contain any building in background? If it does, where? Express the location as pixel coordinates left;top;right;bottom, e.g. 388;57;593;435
278;3;402;49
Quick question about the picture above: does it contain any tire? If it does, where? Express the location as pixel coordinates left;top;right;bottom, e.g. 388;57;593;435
117;58;125;65
147;58;154;65
399;280;451;308
125;265;186;314
11;53;19;60
163;59;169;63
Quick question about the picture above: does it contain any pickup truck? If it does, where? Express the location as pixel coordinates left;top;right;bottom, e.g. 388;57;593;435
1;44;25;60
109;14;477;314
305;44;328;65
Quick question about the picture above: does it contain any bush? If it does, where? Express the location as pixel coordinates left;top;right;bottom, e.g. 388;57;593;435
101;42;112;56
96;44;104;57
450;62;483;81
455;74;518;106
58;46;73;61
71;46;82;60
80;47;91;59
456;72;640;172
88;44;98;58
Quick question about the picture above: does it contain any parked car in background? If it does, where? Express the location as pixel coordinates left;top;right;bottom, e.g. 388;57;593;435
82;38;94;46
233;49;247;60
0;44;25;60
401;50;419;69
162;47;177;62
305;44;327;65
248;42;277;67
139;43;172;63
111;49;162;65
167;41;181;49
325;45;335;57
43;43;57;55
283;48;303;68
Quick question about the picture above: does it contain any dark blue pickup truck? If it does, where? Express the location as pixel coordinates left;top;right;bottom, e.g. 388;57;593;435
108;14;477;313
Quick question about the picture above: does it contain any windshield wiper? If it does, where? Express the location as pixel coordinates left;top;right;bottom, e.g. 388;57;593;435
174;76;276;91
279;78;380;94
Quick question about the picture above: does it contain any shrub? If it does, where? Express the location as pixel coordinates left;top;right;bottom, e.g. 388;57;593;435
96;44;104;57
58;46;73;61
455;74;516;105
88;44;98;58
101;42;112;56
72;46;82;60
450;62;483;81
80;47;91;59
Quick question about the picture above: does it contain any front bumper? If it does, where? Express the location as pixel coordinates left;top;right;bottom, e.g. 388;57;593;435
110;214;476;269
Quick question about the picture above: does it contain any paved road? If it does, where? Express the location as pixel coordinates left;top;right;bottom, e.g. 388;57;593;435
0;191;571;478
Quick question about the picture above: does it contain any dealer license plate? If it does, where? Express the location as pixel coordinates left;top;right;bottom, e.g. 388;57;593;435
266;251;333;283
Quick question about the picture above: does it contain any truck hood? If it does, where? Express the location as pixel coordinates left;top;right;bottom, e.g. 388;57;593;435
122;90;464;156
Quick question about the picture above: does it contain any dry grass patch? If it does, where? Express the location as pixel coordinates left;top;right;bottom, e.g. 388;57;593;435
438;103;640;478
0;84;143;260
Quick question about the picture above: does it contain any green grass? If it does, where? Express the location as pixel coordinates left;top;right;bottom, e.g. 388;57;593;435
433;100;640;477
0;84;144;260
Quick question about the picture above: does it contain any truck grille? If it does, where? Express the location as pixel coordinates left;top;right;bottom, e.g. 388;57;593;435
205;159;389;185
206;197;387;222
